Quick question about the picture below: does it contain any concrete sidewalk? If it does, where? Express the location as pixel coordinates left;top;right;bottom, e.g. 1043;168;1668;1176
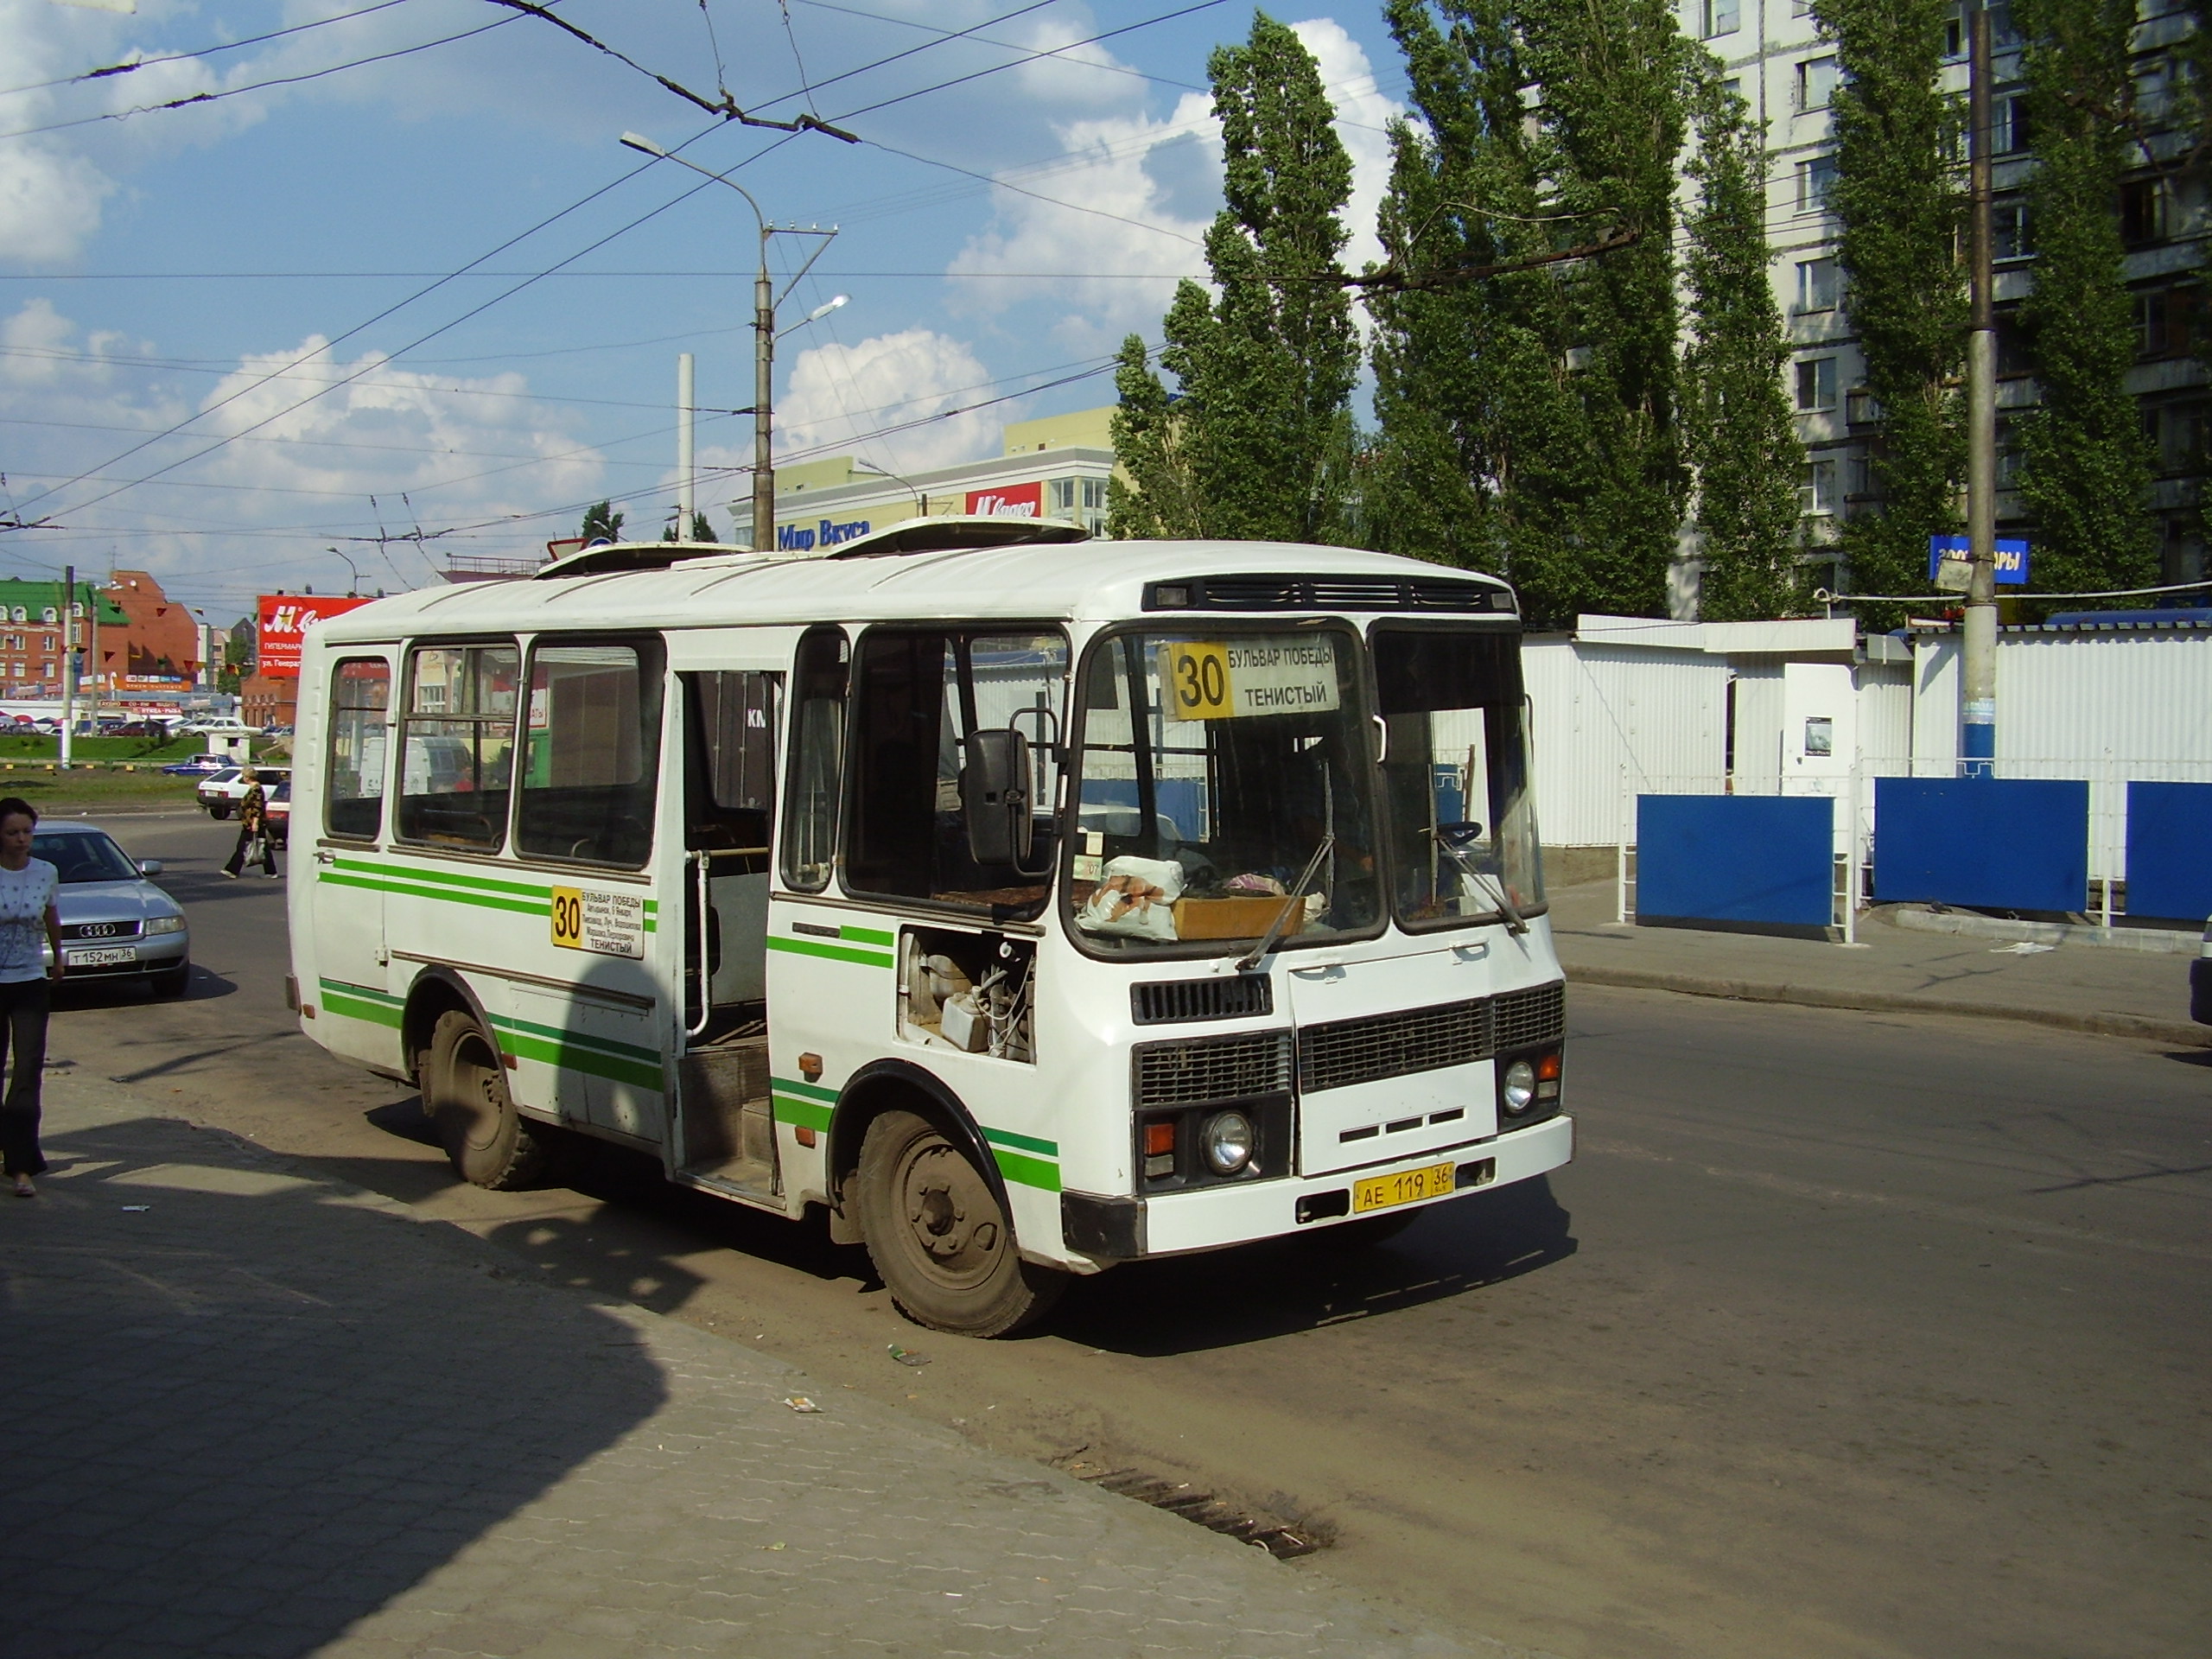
2;1074;1492;1659
1547;878;2208;1046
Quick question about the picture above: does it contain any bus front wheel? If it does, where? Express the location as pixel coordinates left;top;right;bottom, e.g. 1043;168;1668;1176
424;1009;550;1190
855;1109;1065;1338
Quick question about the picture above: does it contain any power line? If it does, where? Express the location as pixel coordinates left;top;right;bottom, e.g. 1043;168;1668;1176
0;9;530;143
0;0;429;100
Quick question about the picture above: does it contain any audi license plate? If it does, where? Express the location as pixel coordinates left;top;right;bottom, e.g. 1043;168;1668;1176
67;946;136;967
1352;1160;1455;1214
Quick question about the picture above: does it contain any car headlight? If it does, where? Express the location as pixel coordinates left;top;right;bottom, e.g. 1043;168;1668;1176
1198;1109;1255;1176
144;914;186;935
1501;1058;1536;1115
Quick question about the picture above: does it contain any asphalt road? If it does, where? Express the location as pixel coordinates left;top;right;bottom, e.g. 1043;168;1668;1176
58;813;2212;1659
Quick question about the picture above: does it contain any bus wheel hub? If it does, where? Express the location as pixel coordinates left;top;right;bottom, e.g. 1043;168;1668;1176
905;1146;994;1262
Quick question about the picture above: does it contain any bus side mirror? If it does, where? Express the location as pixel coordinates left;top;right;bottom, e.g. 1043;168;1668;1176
962;729;1033;868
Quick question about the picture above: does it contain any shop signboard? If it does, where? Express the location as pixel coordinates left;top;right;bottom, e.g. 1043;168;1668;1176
967;482;1042;518
257;594;375;679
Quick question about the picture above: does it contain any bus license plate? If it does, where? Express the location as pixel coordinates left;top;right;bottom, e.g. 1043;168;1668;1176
1352;1160;1455;1214
67;946;136;967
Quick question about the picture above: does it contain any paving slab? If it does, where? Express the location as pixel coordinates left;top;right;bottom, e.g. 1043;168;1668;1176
0;1071;1516;1659
1546;879;2207;1046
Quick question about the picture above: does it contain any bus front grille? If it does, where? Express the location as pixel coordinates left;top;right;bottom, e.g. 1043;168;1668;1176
1133;1030;1294;1106
1297;981;1566;1094
1130;976;1274;1026
1491;981;1567;1052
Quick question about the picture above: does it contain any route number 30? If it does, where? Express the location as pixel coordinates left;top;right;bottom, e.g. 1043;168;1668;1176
550;887;584;950
1160;641;1231;720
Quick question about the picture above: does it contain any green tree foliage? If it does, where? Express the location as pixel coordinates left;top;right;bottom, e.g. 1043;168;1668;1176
579;499;625;543
1363;0;1692;625
2013;0;2158;595
1110;12;1359;543
1818;0;1965;623
1681;74;1806;620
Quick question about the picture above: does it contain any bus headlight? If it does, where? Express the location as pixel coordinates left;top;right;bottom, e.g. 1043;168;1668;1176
1501;1059;1536;1115
1198;1109;1255;1176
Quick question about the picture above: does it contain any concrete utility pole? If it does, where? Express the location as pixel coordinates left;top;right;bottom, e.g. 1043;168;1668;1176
59;564;73;770
1962;3;1999;778
677;353;696;537
618;134;839;552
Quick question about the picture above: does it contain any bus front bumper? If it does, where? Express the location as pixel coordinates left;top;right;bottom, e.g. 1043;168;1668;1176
1060;1113;1573;1264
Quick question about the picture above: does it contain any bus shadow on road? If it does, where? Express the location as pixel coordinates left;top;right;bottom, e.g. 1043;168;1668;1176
1052;1178;1578;1357
6;1112;668;1658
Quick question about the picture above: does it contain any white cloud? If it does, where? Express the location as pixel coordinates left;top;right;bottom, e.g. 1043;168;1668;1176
0;300;603;601
944;16;1401;353
766;327;1007;476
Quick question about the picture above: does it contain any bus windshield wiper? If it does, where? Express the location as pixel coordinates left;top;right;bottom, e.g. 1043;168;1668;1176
1236;833;1335;972
1433;826;1529;935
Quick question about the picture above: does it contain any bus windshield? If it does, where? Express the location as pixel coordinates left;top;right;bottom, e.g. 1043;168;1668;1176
1371;623;1543;930
1065;626;1382;954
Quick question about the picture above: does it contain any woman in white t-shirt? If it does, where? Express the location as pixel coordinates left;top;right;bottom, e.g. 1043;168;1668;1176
0;798;62;1196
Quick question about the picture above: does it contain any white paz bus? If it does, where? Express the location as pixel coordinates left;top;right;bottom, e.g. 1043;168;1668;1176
288;520;1571;1335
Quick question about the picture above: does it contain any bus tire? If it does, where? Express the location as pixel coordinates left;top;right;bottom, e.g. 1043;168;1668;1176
855;1109;1065;1338
424;1009;550;1190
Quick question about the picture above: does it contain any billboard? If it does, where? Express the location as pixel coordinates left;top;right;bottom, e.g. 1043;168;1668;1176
1928;536;2029;586
966;481;1042;518
257;594;375;679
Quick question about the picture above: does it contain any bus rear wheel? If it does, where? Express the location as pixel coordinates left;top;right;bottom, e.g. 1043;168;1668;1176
855;1109;1065;1338
424;1009;550;1190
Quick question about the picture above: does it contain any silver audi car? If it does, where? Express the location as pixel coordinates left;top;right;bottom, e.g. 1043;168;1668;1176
34;822;191;997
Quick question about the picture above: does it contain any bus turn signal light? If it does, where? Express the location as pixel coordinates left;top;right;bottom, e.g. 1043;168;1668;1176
1144;1122;1176;1156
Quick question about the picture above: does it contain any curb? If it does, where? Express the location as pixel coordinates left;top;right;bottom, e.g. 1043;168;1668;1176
1563;963;2212;1049
1887;905;2202;956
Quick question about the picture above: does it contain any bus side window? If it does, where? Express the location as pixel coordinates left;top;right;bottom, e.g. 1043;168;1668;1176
779;627;847;893
325;658;391;840
397;642;519;851
684;671;777;852
515;639;664;869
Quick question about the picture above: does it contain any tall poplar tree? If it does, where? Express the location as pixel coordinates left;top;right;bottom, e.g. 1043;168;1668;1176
1364;0;1692;624
2013;0;2158;594
1681;74;1806;620
1817;0;1966;623
1110;12;1358;543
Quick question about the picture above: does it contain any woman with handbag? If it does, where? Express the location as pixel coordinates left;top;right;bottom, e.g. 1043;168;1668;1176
222;767;277;879
0;798;62;1196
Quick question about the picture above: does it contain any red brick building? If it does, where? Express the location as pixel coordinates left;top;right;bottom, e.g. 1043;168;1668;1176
102;569;200;696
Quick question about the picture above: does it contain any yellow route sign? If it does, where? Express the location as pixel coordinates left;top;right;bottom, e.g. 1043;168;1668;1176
1159;641;1231;720
550;887;584;950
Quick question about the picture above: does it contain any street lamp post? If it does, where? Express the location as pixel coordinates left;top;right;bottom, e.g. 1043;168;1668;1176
620;133;839;552
327;547;361;596
852;459;927;517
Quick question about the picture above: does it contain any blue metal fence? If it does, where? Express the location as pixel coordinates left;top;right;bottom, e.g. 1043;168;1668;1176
1636;795;1835;929
1872;779;2089;912
2124;781;2212;923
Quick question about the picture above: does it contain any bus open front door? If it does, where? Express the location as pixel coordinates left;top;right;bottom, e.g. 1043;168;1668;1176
673;669;780;1198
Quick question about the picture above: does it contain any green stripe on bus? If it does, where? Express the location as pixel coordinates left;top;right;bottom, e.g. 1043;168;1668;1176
318;976;403;1007
318;985;404;1028
488;1014;660;1065
320;873;550;916
766;936;894;969
770;1075;837;1102
991;1148;1062;1192
330;859;551;899
840;925;893;945
495;1030;663;1091
771;1093;833;1132
981;1126;1058;1157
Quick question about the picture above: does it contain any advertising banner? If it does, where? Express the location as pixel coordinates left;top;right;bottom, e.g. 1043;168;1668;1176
257;594;375;679
1928;536;2029;586
966;481;1042;518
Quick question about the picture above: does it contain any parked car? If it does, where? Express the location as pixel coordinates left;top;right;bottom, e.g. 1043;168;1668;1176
265;780;290;848
33;823;189;997
198;765;289;820
109;719;169;738
160;754;232;777
2193;918;2210;1026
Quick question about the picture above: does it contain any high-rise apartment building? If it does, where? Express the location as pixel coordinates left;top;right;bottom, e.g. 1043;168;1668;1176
1695;0;2205;594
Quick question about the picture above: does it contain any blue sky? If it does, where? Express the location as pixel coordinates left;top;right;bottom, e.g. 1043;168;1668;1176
0;0;1407;622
